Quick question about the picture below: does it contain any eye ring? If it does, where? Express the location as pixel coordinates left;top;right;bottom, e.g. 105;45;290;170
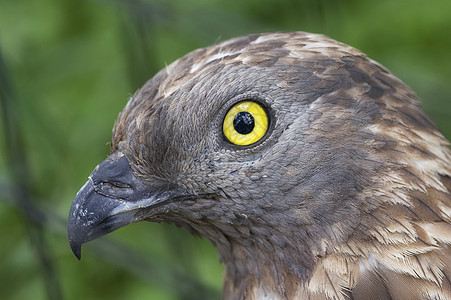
223;101;269;146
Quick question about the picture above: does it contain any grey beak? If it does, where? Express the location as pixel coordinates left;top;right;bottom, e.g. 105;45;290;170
67;151;184;260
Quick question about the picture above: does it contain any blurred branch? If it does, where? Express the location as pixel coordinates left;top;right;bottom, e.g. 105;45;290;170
114;0;168;88
0;45;64;300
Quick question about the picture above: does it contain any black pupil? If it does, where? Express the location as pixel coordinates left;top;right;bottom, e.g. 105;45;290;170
233;111;255;134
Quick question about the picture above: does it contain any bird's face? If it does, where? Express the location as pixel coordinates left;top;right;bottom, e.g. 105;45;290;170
68;32;397;271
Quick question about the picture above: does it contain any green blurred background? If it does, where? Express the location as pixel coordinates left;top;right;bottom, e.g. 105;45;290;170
0;0;450;299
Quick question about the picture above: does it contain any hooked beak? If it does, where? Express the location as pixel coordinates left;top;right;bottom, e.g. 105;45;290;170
67;151;185;260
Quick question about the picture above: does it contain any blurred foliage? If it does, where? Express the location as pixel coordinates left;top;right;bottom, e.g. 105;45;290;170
0;0;450;299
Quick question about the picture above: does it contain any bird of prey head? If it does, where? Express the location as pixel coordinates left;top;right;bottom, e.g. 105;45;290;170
68;32;451;299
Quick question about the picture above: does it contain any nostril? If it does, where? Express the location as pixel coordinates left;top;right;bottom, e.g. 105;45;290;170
107;181;131;189
94;181;134;200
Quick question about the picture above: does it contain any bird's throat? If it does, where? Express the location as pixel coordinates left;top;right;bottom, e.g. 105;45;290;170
217;240;316;300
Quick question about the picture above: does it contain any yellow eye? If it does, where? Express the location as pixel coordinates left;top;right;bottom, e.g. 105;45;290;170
223;101;269;146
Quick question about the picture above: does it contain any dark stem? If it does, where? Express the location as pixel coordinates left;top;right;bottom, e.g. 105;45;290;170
0;45;64;300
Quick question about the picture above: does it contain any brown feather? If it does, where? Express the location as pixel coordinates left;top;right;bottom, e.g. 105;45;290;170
108;32;451;299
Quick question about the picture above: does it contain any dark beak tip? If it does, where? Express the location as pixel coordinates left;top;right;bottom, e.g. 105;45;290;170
67;212;82;260
69;237;82;260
